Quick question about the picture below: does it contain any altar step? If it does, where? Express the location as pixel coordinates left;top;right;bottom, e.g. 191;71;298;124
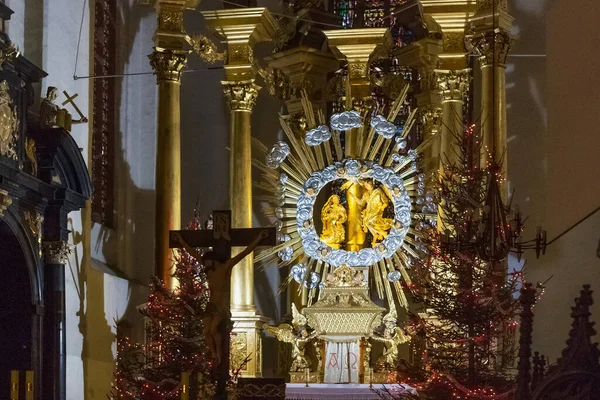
285;383;416;400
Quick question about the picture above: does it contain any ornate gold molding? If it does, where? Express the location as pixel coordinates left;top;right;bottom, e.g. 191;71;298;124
0;189;12;217
0;80;19;160
222;80;260;111
467;30;512;67
148;48;188;83
189;34;226;64
43;241;73;264
158;8;183;31
230;332;248;372
434;69;471;102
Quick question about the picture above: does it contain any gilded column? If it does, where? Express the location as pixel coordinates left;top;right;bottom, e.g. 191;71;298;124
467;0;513;201
148;0;192;288
202;8;277;377
323;28;389;252
434;69;470;168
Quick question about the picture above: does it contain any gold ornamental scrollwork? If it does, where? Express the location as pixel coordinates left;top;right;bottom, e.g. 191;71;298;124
466;30;512;67
148;48;188;83
222;80;260;112
158;9;184;32
188;34;226;64
0;188;12;217
43;240;73;264
227;44;253;66
0;80;19;160
230;332;248;371
434;69;471;102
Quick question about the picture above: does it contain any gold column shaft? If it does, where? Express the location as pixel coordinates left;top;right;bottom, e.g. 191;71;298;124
149;47;187;288
155;80;182;285
480;64;507;201
229;107;255;311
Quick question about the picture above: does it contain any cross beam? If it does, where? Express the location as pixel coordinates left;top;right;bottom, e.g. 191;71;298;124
169;210;277;260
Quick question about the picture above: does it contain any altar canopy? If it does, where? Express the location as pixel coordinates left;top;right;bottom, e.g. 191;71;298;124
324;340;360;383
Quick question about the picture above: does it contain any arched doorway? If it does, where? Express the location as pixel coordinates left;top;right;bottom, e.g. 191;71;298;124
0;220;33;397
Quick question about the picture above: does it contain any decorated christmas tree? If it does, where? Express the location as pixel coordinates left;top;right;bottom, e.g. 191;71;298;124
109;210;215;400
404;124;522;398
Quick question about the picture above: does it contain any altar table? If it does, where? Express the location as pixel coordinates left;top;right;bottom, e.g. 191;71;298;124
285;383;416;400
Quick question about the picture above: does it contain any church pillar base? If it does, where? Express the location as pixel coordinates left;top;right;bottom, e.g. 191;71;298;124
230;312;270;378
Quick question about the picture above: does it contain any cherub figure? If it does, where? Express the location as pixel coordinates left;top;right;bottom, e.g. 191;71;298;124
173;229;269;366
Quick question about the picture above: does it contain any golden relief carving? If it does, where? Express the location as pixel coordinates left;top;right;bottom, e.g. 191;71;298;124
0;188;12;217
466;30;512;67
0;80;19;160
222;80;260;111
158;9;184;32
189;34;226;64
345;179;393;246
320;194;347;247
25;138;38;177
420;106;442;137
230;332;248;371
148;49;188;83
347;61;369;80
434;69;471;102
227;44;253;65
25;210;43;256
442;32;465;54
477;0;508;12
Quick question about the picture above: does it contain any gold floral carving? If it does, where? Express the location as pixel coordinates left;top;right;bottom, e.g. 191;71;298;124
148;49;188;83
189;34;226;64
222;81;260;111
0;189;12;217
348;62;369;80
443;32;465;54
158;9;184;32
420;106;442;136
230;332;248;371
43;240;72;264
227;44;253;65
467;30;512;67
477;0;508;12
435;69;471;102
0;80;19;160
25;137;38;176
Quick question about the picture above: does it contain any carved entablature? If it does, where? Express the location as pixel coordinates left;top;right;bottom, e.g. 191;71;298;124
222;80;260;111
466;30;512;67
43;240;73;264
434;69;471;102
0;79;19;160
148;48;188;83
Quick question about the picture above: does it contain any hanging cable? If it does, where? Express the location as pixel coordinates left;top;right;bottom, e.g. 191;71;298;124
74;0;88;79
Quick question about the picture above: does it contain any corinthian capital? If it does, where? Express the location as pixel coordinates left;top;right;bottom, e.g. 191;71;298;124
466;30;512;67
43;241;73;264
434;69;471;102
222;80;260;111
148;48;188;83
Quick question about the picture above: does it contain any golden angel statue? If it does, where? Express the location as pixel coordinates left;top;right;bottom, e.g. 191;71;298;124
265;323;318;372
320;194;347;247
353;179;393;246
372;309;410;371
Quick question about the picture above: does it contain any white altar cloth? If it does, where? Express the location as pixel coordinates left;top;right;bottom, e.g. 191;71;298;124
286;383;416;400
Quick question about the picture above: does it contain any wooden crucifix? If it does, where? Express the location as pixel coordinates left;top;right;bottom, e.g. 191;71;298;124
169;210;276;398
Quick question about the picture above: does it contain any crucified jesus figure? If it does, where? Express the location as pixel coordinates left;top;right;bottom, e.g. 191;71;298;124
172;229;269;366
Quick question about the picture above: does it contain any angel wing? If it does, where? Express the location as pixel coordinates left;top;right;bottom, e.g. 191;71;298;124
292;303;308;327
265;323;296;343
394;327;411;345
340;180;355;191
